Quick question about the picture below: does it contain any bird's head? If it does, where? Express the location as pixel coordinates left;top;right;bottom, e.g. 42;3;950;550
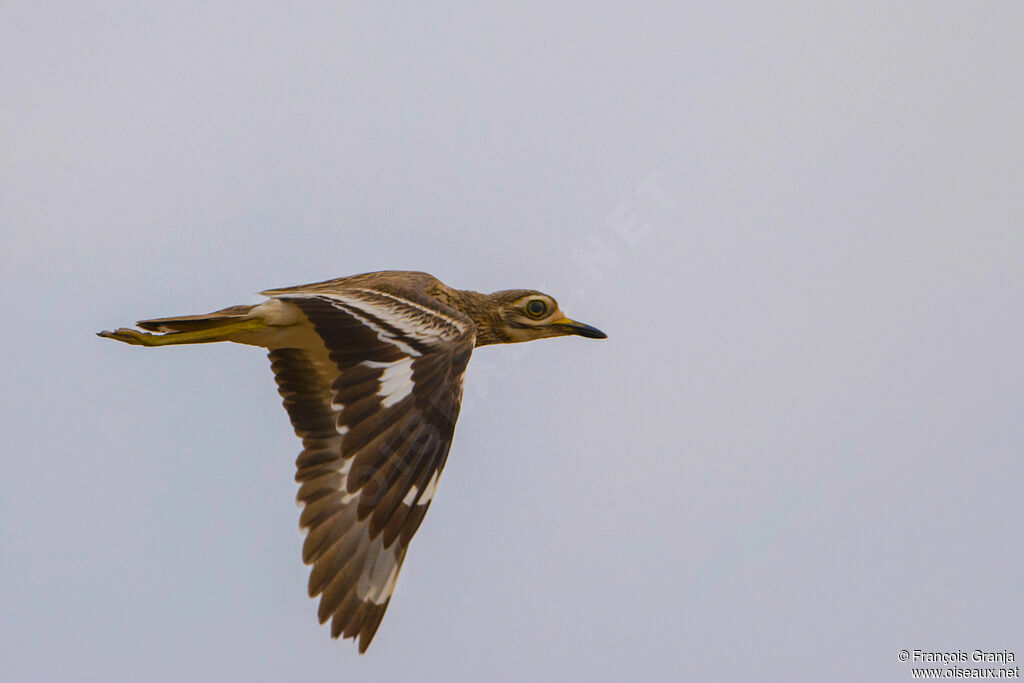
478;289;607;345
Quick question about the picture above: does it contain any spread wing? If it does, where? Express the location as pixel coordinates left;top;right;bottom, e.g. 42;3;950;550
266;288;475;652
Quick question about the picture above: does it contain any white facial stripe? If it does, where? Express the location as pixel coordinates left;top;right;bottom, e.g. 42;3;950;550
517;295;557;316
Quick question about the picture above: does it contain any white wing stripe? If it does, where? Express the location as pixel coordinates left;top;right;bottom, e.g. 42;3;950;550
335;454;356;503
400;468;440;507
357;543;402;604
377;357;415;407
352;288;469;336
418;470;440;505
401;485;419;505
315;294;424;357
320;292;460;345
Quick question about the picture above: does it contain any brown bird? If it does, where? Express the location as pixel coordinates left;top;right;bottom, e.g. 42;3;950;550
98;270;606;652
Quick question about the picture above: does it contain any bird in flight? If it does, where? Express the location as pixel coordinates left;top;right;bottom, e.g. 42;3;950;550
99;270;606;652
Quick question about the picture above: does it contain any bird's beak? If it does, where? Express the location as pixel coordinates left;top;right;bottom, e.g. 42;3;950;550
552;317;607;339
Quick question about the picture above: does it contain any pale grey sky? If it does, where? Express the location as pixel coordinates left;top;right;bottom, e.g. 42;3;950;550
2;2;1022;681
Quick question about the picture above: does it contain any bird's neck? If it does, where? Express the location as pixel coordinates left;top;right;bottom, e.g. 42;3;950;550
430;286;509;347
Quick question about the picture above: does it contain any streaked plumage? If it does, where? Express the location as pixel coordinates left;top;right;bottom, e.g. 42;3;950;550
99;270;605;652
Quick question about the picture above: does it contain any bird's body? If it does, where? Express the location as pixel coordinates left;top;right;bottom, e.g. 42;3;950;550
99;270;605;652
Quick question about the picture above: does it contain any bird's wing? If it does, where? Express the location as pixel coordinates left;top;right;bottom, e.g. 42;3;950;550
266;287;475;652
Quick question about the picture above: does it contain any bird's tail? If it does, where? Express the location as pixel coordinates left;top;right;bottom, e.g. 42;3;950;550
135;304;257;333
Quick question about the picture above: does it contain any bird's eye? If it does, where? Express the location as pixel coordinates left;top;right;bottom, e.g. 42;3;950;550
525;299;548;319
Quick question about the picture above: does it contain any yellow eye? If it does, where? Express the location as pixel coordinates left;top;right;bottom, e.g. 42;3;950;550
525;299;548;319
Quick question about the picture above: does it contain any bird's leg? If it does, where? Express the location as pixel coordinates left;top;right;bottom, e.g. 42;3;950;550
97;318;266;347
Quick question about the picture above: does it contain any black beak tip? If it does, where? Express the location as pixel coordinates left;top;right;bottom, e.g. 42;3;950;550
567;322;607;339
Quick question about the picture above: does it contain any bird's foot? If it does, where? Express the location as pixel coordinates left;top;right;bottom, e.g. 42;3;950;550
97;328;164;346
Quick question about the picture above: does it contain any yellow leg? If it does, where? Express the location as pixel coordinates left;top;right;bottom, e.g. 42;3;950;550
97;318;266;347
